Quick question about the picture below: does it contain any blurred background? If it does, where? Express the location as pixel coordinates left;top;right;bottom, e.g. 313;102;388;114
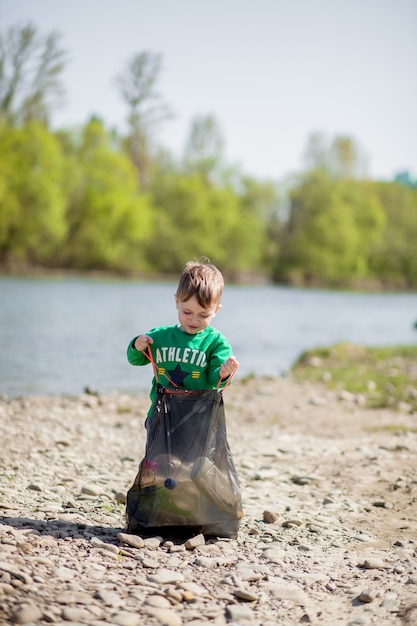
0;1;416;395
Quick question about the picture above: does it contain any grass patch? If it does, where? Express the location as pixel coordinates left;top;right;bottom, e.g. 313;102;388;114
367;423;416;434
291;342;417;411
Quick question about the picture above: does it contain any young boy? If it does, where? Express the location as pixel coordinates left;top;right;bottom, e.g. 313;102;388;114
127;259;239;412
126;259;242;537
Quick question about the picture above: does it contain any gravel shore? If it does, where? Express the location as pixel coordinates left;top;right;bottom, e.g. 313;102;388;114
1;376;416;626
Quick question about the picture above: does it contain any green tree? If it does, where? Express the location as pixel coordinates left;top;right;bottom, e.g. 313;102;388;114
369;182;417;287
60;117;155;272
115;51;171;189
304;133;367;179
274;170;385;286
149;170;263;276
0;121;67;266
0;22;67;126
238;176;281;276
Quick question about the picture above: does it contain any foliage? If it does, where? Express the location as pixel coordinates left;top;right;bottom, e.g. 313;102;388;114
292;342;417;412
274;169;386;286
58;117;155;272
0;122;67;266
0;23;416;288
303;133;368;179
147;171;267;276
367;182;417;288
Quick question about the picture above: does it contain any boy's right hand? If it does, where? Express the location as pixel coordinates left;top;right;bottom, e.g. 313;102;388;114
133;335;153;351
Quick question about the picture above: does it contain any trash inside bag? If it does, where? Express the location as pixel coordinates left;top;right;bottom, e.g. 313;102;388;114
126;384;243;538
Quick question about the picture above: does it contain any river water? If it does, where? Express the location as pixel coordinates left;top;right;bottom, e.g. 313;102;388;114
0;277;416;396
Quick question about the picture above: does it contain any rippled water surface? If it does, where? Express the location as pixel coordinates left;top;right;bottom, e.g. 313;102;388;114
1;277;416;396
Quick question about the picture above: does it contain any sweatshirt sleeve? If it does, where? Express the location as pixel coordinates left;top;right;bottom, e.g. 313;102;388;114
205;332;233;388
127;337;151;366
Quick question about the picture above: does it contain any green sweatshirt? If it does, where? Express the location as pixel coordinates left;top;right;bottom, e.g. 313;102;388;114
127;324;233;415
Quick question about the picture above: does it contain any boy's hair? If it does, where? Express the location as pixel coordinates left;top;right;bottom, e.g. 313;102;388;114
176;259;224;308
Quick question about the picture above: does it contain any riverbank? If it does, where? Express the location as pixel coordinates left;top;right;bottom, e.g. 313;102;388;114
2;265;416;292
1;376;417;625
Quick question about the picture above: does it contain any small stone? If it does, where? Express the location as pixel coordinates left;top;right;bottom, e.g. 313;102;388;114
111;610;142;626
117;532;145;549
262;581;308;605
140;556;160;568
53;566;76;581
355;532;375;542
358;588;377;603
372;500;393;509
144;536;163;548
381;593;400;611
81;485;101;496
181;591;195;603
27;483;42;492
282;519;302;528
145;607;183;626
178;582;206;596
234;568;263;582
95;589;124;607
11;602;43;624
166;588;183;603
56;590;91;604
263;510;278;524
292;476;313;485
194;556;217;568
226;604;254;622
169;543;186;553
233;587;259;602
148;569;185;584
115;491;127;504
145;595;172;608
262;547;285;563
101;542;120;554
61;607;91;622
185;533;205;550
0;563;32;584
363;558;386;569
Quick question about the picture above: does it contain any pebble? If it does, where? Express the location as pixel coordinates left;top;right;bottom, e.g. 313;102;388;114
10;602;43;624
144;607;183;626
363;558;386;569
263;510;278;523
185;533;205;550
233;586;259;601
148;569;185;584
358;588;377;603
0;385;416;626
117;532;145;549
226;604;255;622
110;610;142;626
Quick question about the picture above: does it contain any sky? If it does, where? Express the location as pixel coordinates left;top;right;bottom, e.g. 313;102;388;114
1;0;416;182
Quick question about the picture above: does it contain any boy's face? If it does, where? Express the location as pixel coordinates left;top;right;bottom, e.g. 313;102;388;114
175;295;221;334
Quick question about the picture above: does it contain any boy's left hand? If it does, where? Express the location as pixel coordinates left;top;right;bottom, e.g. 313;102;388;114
219;356;239;379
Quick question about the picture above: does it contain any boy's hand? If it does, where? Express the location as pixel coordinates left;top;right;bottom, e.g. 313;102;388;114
219;356;239;379
133;335;153;351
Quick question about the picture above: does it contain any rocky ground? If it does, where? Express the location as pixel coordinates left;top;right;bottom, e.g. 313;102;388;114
1;376;416;626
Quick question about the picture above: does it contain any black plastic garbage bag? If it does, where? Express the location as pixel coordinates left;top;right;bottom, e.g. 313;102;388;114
126;384;243;538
